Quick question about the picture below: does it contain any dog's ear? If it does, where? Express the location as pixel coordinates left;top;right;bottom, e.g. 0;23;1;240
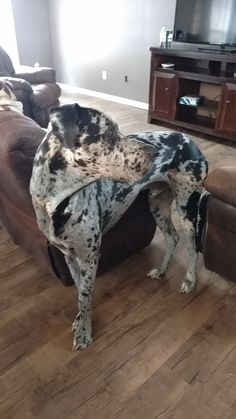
49;103;81;116
73;103;81;113
49;103;81;148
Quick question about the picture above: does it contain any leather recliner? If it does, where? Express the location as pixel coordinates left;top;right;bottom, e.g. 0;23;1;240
0;46;61;127
201;167;236;281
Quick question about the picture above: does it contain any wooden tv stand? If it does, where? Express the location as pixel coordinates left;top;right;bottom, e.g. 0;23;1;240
148;48;236;142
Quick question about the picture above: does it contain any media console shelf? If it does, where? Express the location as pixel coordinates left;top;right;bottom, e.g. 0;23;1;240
148;48;236;142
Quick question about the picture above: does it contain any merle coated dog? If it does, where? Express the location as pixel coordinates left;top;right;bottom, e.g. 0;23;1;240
30;103;208;350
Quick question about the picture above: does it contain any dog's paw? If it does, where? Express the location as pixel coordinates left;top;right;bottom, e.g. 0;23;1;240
72;314;93;350
73;328;93;350
147;267;166;280
180;279;195;293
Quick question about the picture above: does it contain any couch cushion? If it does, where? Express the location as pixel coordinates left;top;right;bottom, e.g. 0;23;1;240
0;111;45;215
14;66;56;84
206;195;236;233
204;166;236;207
203;195;236;281
31;83;61;109
0;76;33;93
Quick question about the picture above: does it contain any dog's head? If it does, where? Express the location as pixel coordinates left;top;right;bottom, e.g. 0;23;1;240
49;103;156;182
0;80;16;101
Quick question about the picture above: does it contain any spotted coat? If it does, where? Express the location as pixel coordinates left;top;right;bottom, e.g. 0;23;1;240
30;103;208;350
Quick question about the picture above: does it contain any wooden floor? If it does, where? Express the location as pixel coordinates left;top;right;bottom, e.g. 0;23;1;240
1;88;236;419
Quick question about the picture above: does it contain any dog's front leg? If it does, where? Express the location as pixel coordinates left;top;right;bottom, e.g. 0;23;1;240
65;252;99;350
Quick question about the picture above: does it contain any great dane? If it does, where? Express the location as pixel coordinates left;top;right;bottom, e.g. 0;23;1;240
30;103;208;350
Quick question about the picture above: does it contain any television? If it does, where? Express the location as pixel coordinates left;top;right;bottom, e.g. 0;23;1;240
173;0;236;48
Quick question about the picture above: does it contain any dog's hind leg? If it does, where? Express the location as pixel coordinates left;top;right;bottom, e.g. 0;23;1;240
65;245;100;350
172;174;202;293
147;186;179;280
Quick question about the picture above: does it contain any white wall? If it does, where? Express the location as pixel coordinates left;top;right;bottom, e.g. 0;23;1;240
0;0;19;66
48;0;176;102
11;0;53;67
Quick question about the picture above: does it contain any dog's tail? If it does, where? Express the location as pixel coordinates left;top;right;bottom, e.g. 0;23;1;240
195;191;209;252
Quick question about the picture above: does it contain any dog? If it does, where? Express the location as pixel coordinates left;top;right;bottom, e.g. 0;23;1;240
30;103;208;350
0;79;23;113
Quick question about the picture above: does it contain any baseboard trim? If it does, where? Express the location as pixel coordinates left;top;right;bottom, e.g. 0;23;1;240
60;84;149;110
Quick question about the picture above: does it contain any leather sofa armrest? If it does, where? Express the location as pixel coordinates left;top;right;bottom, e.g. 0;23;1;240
1;76;33;93
0;112;45;216
14;66;56;84
204;166;236;207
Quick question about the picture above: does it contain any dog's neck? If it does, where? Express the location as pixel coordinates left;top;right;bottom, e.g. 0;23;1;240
30;132;96;216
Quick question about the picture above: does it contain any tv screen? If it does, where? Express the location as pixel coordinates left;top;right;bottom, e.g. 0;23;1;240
174;0;236;46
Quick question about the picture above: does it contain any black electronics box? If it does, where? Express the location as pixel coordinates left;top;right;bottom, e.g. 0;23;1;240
179;95;204;106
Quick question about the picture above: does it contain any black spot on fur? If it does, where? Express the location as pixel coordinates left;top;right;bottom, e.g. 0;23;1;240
75;159;87;167
160;132;183;146
49;151;67;174
94;233;99;242
78;107;91;127
83;135;100;146
181;191;201;227
88;123;100;136
77;212;84;223
169;144;188;169
185;161;205;182
35;154;46;166
160;163;169;173
115;186;133;202
196;192;209;251
96;180;103;229
52;196;71;237
135;162;142;171
111;183;118;199
102;210;112;228
81;292;89;297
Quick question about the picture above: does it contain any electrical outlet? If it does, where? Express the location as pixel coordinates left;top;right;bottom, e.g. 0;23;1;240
102;70;107;80
124;75;128;82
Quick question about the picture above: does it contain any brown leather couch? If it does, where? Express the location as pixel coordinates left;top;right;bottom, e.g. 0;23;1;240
201;167;236;281
0;46;60;127
0;110;157;286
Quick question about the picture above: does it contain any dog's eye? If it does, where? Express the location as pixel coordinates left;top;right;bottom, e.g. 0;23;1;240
78;125;86;133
